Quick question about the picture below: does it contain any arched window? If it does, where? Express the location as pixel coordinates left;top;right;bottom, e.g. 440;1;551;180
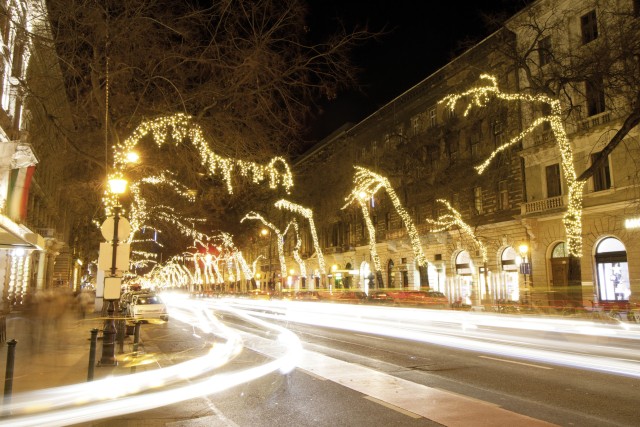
455;250;472;276
595;237;630;302
501;247;518;272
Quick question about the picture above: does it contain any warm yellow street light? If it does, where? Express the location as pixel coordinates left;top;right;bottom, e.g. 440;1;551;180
108;177;128;195
331;264;338;273
125;151;140;163
261;228;269;236
518;243;529;256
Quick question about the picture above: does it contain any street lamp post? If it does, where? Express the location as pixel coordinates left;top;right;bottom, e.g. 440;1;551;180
98;177;128;367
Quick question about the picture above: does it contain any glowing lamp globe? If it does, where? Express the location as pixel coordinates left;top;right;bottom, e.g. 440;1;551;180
108;178;128;195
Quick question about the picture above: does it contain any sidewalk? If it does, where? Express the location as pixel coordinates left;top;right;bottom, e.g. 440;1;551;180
0;308;161;394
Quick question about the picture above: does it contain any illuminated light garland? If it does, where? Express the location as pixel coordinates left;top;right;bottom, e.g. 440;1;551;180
111;113;293;198
426;199;488;263
343;189;381;274
140;172;197;202
343;167;427;267
284;220;307;279
274;200;326;275
440;74;583;256
241;212;288;281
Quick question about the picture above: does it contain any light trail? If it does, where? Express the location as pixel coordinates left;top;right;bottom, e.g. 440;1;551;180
0;296;302;427
216;298;640;379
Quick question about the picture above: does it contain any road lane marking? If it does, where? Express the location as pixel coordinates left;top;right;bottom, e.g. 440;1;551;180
363;396;422;419
478;355;553;369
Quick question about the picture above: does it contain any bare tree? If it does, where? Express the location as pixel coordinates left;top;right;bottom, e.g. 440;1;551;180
19;0;373;261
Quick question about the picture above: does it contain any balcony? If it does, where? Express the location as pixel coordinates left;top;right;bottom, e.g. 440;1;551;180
521;195;566;215
578;111;611;133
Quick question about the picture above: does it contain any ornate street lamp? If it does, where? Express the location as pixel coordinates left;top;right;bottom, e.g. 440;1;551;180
99;176;128;367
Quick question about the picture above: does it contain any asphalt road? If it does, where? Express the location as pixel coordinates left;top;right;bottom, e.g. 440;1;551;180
82;299;640;426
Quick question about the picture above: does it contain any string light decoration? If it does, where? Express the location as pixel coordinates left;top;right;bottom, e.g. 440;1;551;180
439;74;584;256
274;199;326;275
343;166;427;267
284;220;307;279
241;212;288;281
343;189;381;274
426;199;487;263
111;113;293;197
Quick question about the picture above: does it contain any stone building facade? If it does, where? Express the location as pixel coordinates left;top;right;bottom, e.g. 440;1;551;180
260;0;640;311
0;0;76;311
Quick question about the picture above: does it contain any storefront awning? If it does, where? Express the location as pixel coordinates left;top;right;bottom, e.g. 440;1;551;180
0;214;44;250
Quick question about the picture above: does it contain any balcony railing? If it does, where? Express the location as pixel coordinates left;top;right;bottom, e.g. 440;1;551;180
521;195;566;215
578;111;611;133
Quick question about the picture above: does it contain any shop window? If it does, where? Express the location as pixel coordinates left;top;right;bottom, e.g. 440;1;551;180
581;10;598;45
387;259;395;288
595;237;630;301
591;151;611;191
546;163;562;197
455;251;473;305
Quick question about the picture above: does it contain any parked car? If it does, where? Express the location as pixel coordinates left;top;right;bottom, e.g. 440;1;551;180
247;289;272;300
385;290;449;309
367;291;395;305
127;293;169;321
293;291;322;301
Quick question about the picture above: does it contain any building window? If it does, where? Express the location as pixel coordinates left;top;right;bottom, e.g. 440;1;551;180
581;10;598;45
385;212;391;230
538;36;552;67
493;120;504;147
447;106;456;119
586;76;605;116
473;186;483;214
429;107;437;128
448;137;458;162
428;145;439;170
498;180;509;210
546;163;562;197
595;237;630;301
591;151;611;191
470;135;480;158
452;192;460;211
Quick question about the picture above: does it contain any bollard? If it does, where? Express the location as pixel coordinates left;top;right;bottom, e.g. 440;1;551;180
131;322;141;374
132;321;141;355
87;329;99;381
117;319;125;354
3;339;17;409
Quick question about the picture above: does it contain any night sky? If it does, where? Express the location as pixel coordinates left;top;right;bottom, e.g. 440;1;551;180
303;0;532;143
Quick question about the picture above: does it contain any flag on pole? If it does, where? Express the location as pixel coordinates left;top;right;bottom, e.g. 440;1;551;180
6;165;35;221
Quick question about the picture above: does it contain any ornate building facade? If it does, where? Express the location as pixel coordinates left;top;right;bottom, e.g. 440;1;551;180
0;0;76;311
260;0;640;310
